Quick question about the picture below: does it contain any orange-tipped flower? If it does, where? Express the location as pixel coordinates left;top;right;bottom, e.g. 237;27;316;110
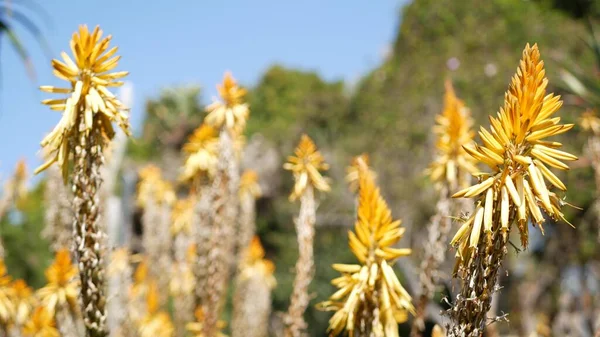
36;249;78;315
450;44;577;268
284;134;330;201
205;72;249;131
36;25;130;178
180;124;219;182
428;80;477;188
22;307;59;337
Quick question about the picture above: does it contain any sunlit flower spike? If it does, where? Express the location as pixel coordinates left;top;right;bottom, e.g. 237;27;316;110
283;134;330;201
205;71;250;131
319;163;414;337
427;79;477;189
36;24;130;179
450;43;577;261
346;153;377;192
22;307;59;337
180;124;219;183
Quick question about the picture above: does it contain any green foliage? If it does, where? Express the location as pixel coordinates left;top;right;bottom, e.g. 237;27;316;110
2;180;52;288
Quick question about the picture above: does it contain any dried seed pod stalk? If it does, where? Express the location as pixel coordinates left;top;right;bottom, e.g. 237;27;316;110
232;237;276;337
202;72;249;337
179;124;218;309
42;165;73;253
411;80;476;337
136;165;175;309
35;25;131;337
37;249;82;337
0;160;28;259
318;163;414;337
237;170;262;261
447;44;576;336
283;134;330;337
170;197;196;337
22;307;60;337
106;248;134;337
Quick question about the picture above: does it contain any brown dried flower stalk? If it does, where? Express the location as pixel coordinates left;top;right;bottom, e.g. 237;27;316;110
35;25;131;337
170;197;196;337
318;163;414;337
447;44;576;336
232;237;276;337
411;80;476;337
42;165;73;253
179;124;218;310
283;134;330;337
237;170;262;262
202;72;248;337
136;165;175;309
106;248;134;337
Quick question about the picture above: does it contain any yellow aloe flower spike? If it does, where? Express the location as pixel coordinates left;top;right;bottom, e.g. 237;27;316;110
447;44;577;336
180;124;219;183
0;260;15;325
136;165;176;207
186;306;228;337
171;196;195;236
36;249;79;315
22;307;60;337
12;279;35;326
205;71;250;132
283;134;330;201
427;80;477;189
318;163;414;337
36;25;130;179
579;109;600;134
450;43;576;257
239;236;276;286
239;170;262;200
346;153;377;192
137;282;174;337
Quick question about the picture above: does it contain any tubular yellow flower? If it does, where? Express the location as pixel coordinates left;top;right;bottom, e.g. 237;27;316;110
35;25;130;179
239;170;262;200
12;279;35;326
238;237;276;286
22;307;59;337
180;124;219;183
205;72;249;131
318;164;414;337
0;261;15;325
427;80;477;189
580;109;600;134
346;153;377;192
136;165;176;207
137;282;174;337
284;134;330;201
171;196;195;236
450;43;576;260
37;249;79;315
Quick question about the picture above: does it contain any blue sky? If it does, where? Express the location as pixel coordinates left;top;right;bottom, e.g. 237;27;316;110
0;0;406;181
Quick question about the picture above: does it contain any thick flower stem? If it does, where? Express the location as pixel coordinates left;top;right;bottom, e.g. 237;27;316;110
411;187;451;337
72;126;109;337
204;129;240;337
285;186;316;337
237;192;256;263
447;221;508;337
194;183;212;310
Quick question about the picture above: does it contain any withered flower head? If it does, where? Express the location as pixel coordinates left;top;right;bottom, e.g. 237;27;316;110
12;279;35;325
205;72;249;131
450;44;577;268
346;153;376;192
239;170;262;199
579;109;600;134
180;124;219;182
171;196;195;236
22;307;59;337
318;164;414;337
136;165;176;207
37;249;79;315
428;80;477;188
36;25;130;179
283;134;330;201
